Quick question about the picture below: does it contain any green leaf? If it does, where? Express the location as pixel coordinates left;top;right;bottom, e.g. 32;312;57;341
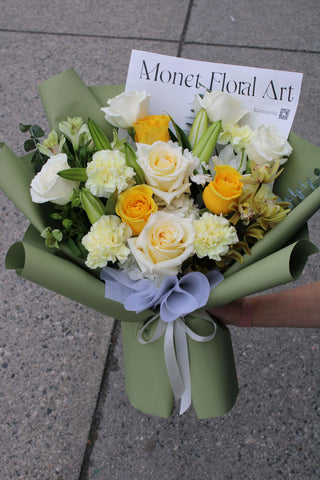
58;168;87;182
71;196;81;208
52;229;63;241
31;125;45;138
19;123;32;133
51;213;63;220
78;140;93;167
169;129;178;143
88;118;111;151
62;218;73;230
124;143;145;184
105;190;118;215
168;115;192;151
67;238;82;257
24;138;36;152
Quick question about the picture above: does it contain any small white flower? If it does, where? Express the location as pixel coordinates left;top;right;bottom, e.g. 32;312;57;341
162;195;200;220
85;149;135;198
101;90;151;129
30;153;78;205
213;144;246;173
59;117;90;151
190;173;212;186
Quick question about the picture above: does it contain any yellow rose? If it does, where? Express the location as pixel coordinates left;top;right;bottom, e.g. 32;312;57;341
133;115;171;144
116;185;157;235
203;165;243;215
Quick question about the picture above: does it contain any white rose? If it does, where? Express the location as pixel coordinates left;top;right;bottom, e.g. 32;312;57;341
101;90;151;129
246;125;293;166
136;141;199;205
193;90;248;127
30;153;78;205
127;211;195;276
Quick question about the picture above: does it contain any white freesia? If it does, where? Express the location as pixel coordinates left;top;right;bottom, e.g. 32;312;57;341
101;90;151;129
127;211;195;276
246;125;292;166
136;141;199;205
213;144;246;173
30;153;78;205
193;90;248;127
190;173;212;186
85;149;135;197
162;195;200;220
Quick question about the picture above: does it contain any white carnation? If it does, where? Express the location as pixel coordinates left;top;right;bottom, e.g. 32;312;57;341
194;212;238;261
85;149;135;197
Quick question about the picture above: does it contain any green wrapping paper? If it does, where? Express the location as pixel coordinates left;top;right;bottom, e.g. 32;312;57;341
1;69;319;418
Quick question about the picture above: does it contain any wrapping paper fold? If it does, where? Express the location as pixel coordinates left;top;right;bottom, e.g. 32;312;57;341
1;68;319;418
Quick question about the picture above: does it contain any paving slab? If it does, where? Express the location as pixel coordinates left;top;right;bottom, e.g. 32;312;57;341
0;31;179;480
0;0;190;41
186;0;320;51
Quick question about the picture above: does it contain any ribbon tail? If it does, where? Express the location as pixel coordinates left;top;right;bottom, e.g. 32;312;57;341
175;319;192;415
163;322;185;404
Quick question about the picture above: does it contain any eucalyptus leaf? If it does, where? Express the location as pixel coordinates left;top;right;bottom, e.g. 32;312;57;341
24;139;36;152
19;123;32;133
31;125;45;138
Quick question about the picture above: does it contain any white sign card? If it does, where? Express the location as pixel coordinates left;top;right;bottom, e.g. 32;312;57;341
125;50;303;138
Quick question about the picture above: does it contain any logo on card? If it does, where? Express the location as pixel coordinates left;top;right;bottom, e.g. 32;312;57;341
279;108;290;120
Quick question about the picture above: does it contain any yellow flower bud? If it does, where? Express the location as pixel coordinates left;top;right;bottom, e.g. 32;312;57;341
133;115;170;144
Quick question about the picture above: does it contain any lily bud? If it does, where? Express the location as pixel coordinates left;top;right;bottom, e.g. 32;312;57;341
188;108;208;148
58;167;88;182
87;118;112;151
80;188;105;225
192;120;222;164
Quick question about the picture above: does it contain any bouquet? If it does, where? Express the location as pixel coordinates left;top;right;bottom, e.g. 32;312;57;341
1;68;319;418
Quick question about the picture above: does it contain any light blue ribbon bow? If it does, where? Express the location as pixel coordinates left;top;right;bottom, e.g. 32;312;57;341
101;268;224;414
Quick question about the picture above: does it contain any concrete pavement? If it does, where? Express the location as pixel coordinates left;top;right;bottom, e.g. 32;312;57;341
0;1;319;479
